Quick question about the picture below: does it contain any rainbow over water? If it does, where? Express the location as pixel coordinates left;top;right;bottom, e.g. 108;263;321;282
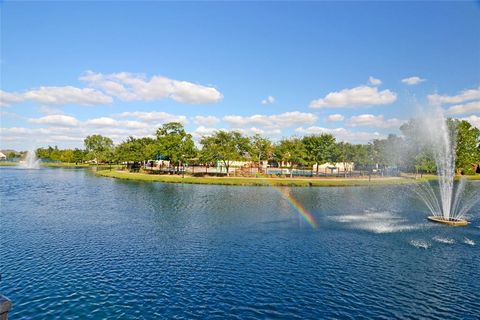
276;187;318;228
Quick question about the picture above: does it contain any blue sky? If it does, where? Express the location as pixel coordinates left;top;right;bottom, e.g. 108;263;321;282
1;1;479;150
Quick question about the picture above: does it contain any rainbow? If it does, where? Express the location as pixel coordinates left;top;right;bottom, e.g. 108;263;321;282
276;187;318;228
260;177;318;229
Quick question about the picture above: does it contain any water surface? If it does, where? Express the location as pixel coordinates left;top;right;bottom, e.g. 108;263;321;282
1;168;479;319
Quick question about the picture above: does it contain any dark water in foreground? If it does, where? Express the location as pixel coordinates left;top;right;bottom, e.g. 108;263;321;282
1;168;479;319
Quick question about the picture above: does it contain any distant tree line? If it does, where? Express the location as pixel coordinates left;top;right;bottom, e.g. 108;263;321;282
35;119;480;175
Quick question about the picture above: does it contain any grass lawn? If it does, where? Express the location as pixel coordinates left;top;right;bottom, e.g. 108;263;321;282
0;161;18;166
96;169;428;187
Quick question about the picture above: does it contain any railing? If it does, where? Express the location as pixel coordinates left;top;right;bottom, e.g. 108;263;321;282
0;295;11;320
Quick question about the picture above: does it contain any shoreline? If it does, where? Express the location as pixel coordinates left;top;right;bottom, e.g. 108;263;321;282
96;169;429;187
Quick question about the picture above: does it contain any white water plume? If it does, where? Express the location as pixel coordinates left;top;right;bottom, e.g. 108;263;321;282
19;150;41;169
414;108;479;221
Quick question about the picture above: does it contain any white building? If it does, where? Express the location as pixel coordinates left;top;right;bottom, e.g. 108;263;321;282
0;152;7;160
313;162;354;174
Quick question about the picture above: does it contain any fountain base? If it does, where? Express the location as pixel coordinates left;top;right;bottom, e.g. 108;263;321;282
427;216;469;226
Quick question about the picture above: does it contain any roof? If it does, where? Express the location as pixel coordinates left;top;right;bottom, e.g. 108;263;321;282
0;152;6;158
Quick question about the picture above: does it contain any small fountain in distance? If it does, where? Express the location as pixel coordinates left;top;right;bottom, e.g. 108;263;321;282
414;108;478;226
19;150;41;169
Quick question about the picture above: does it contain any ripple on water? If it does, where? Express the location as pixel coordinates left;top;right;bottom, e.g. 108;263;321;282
330;211;421;234
409;239;431;249
432;236;455;244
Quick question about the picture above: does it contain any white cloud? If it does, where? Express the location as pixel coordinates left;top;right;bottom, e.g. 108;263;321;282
310;86;397;108
295;126;384;143
445;100;480;115
223;111;317;129
80;70;223;104
193;115;220;126
346;114;404;128
24;86;113;105
85;117;149;129
118;111;188;125
326;114;345;122
85;117;120;127
191;126;221;141
428;87;480;105
28;115;80;127
261;96;276;105
0;90;24;107
1;86;112;107
368;76;382;86
461;115;480;128
38;106;64;115
401;76;426;85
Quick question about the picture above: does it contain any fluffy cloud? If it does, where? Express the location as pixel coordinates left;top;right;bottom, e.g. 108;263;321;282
445;101;480;115
191;126;281;142
428;87;480;105
223;111;317;128
295;126;384;143
0;90;24;107
2;87;113;107
401;76;426;85
461;115;480;128
23;86;113;105
368;76;382;86
310;86;397;108
80;71;223;104
261;96;276;105
193;115;220;126
28;115;80;127
85;117;148;129
118;111;188;125
326;114;345;122
346;114;404;128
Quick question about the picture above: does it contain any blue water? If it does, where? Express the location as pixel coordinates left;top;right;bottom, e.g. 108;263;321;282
1;168;479;319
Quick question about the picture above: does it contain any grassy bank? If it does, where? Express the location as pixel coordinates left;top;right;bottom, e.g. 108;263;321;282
0;161;18;166
41;162;91;168
96;170;428;187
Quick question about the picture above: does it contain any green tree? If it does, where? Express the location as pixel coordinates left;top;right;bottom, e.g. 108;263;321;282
336;142;356;177
273;137;306;178
415;151;436;177
59;149;74;163
156;122;197;172
250;134;273;164
452;119;480;174
302;134;337;175
200;131;250;176
115;136;157;163
72;148;86;164
84;134;114;163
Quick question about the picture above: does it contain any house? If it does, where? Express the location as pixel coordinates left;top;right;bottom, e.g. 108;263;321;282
0;152;7;161
313;162;355;174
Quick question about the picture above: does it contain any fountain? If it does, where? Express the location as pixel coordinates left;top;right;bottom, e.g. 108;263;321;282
19;150;41;169
414;108;478;226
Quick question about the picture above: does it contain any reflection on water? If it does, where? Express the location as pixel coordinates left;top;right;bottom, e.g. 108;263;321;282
0;168;479;318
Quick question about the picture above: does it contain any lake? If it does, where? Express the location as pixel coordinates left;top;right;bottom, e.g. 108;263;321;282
1;167;479;319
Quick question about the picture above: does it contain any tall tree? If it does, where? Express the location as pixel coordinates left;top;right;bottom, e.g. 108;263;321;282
84;134;114;163
156;122;197;171
274;137;306;178
451;119;480;174
302;134;337;175
200;131;250;176
250;134;273;164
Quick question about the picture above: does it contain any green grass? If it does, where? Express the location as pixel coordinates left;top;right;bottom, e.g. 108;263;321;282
41;162;91;168
0;161;18;166
96;170;426;187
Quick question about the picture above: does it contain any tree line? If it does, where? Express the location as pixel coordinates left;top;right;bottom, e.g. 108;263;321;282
35;119;480;175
